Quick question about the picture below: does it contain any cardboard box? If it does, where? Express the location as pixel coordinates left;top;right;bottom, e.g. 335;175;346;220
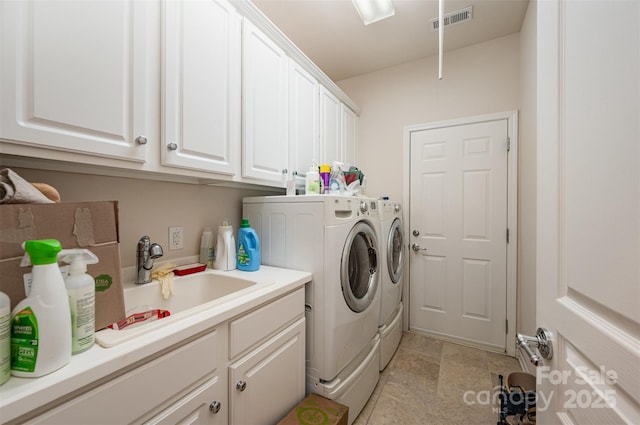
278;394;348;425
0;201;125;330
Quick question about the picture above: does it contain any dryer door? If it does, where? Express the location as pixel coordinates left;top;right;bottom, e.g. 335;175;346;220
341;221;379;313
388;217;404;284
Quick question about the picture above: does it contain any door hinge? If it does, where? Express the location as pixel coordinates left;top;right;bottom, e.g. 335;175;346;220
507;137;511;152
506;228;510;244
506;319;509;334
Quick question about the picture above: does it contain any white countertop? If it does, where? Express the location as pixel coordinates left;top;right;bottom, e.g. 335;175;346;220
0;266;311;424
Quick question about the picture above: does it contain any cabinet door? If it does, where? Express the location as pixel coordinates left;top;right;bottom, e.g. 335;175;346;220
0;0;151;162
144;377;226;425
341;104;358;166
289;60;319;186
229;318;305;425
162;0;240;175
242;19;289;185
319;86;341;165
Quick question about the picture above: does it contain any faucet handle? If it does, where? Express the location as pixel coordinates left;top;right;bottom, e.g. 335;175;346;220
149;243;163;258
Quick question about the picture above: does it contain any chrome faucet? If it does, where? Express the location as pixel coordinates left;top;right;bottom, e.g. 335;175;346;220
136;236;164;284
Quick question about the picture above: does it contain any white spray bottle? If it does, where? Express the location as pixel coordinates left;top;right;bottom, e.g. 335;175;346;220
60;250;99;354
11;239;71;377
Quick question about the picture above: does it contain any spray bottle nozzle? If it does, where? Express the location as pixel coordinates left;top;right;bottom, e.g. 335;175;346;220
20;245;99;271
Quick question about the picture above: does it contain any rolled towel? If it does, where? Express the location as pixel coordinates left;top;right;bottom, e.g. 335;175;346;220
152;263;176;300
0;168;54;204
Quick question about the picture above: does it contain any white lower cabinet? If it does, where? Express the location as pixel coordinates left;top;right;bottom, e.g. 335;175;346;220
19;288;305;425
229;318;305;425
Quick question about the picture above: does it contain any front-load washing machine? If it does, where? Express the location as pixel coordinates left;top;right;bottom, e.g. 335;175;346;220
377;200;405;370
243;195;381;424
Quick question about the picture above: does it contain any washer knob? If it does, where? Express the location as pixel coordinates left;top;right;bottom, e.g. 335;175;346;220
359;201;368;213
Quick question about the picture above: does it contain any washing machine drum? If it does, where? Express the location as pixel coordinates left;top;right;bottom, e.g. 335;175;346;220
388;218;404;284
341;221;379;313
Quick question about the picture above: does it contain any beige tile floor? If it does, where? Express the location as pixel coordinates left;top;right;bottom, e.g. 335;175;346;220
354;331;523;425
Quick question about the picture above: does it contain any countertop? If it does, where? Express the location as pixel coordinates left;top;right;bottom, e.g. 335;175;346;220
0;266;311;424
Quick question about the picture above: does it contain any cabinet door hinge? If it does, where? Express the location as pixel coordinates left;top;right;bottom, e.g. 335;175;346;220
506;228;510;244
507;137;511;152
506;319;509;334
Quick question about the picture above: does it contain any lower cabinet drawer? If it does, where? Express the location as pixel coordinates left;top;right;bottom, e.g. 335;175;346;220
229;288;304;358
144;376;226;425
25;330;220;425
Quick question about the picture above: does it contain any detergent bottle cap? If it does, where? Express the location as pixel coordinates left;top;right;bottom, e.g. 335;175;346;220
22;239;62;266
240;218;250;228
320;164;331;173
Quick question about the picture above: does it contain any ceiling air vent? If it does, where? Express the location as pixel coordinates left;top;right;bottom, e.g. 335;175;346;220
430;5;473;31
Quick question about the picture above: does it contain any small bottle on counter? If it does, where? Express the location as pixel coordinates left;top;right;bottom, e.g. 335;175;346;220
200;227;214;267
305;163;320;195
320;164;331;194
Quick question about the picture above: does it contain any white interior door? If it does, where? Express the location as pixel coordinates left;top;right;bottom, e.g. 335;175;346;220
408;115;514;352
535;1;640;423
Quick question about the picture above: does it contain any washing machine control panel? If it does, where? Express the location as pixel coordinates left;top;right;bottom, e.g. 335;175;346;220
359;201;368;214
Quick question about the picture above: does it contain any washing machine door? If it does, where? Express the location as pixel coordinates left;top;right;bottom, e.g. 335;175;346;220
341;221;379;313
388;217;404;284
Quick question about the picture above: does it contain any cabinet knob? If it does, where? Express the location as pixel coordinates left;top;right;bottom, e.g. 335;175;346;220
282;168;288;175
236;380;247;392
209;401;221;414
167;142;178;151
135;135;147;145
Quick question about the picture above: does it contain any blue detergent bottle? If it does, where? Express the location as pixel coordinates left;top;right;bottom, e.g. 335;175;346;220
237;219;260;271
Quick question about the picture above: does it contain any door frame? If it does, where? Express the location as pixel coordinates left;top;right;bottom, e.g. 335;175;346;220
402;110;518;356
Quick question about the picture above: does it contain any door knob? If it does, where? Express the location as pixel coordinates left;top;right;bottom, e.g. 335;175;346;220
411;243;427;252
412;230;420;237
516;328;553;366
209;401;221;414
236;380;247;392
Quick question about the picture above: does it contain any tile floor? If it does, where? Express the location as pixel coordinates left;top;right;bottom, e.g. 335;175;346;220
354;331;523;425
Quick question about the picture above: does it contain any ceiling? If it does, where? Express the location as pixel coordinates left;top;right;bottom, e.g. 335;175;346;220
251;0;530;81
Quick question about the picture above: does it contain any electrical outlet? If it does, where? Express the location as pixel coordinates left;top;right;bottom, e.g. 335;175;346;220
169;226;184;250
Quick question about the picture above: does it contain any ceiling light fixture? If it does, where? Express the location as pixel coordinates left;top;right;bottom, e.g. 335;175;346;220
352;0;395;25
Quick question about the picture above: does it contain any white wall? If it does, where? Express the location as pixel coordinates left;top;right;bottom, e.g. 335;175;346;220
517;0;537;372
337;31;540;355
9;167;273;269
337;33;521;202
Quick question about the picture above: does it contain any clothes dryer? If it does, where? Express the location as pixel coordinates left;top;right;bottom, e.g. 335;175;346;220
243;195;381;424
377;200;405;370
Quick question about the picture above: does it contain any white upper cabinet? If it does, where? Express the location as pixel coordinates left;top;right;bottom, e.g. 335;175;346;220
319;86;341;166
288;60;319;185
162;0;241;176
341;104;358;166
0;0;152;162
241;19;289;185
